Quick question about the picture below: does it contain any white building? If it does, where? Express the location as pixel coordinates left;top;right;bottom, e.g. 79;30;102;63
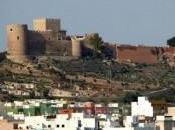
131;97;153;117
18;113;97;130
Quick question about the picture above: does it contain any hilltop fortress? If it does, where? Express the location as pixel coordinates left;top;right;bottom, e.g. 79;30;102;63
6;18;100;62
6;18;175;65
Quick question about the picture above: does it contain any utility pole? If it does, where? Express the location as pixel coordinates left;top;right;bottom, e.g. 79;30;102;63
106;61;112;96
109;62;112;95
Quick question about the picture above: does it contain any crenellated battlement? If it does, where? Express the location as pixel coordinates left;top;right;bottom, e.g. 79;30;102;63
29;30;53;33
32;18;61;32
46;18;60;22
6;24;28;31
6;24;27;27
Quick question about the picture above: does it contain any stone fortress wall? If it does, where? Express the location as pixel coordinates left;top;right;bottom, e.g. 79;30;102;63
116;45;163;64
6;17;175;65
6;18;76;62
116;44;175;65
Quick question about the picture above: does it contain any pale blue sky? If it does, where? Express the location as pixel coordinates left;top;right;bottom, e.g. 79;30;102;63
1;0;175;51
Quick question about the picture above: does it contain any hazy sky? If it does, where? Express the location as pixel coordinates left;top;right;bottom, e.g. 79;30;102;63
1;0;175;51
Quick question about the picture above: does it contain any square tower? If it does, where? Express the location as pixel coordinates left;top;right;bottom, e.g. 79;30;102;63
33;18;61;32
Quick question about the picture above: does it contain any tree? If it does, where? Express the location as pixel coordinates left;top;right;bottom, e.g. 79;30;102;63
167;37;175;47
89;34;103;57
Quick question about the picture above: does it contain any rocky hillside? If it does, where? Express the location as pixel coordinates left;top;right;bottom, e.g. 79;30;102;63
0;56;175;102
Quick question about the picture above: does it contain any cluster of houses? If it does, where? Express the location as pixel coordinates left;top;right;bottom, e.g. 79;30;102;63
0;82;39;97
0;97;175;130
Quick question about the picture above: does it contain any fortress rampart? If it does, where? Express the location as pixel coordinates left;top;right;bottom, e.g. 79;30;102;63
6;18;175;65
116;45;175;64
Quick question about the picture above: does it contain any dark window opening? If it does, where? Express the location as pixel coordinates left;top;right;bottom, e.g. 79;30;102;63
17;36;20;40
62;124;65;128
10;28;13;31
48;125;51;128
57;125;59;128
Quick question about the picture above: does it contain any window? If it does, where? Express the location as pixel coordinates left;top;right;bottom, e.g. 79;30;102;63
62;124;65;128
56;125;59;128
10;28;13;31
17;36;20;40
48;125;51;128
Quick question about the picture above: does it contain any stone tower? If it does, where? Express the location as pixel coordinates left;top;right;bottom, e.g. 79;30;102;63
71;36;85;57
33;18;61;32
6;24;29;58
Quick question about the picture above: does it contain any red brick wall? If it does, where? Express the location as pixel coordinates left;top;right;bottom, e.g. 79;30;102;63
116;45;162;64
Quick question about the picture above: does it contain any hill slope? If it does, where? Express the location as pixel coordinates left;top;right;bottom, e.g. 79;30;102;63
0;56;175;102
